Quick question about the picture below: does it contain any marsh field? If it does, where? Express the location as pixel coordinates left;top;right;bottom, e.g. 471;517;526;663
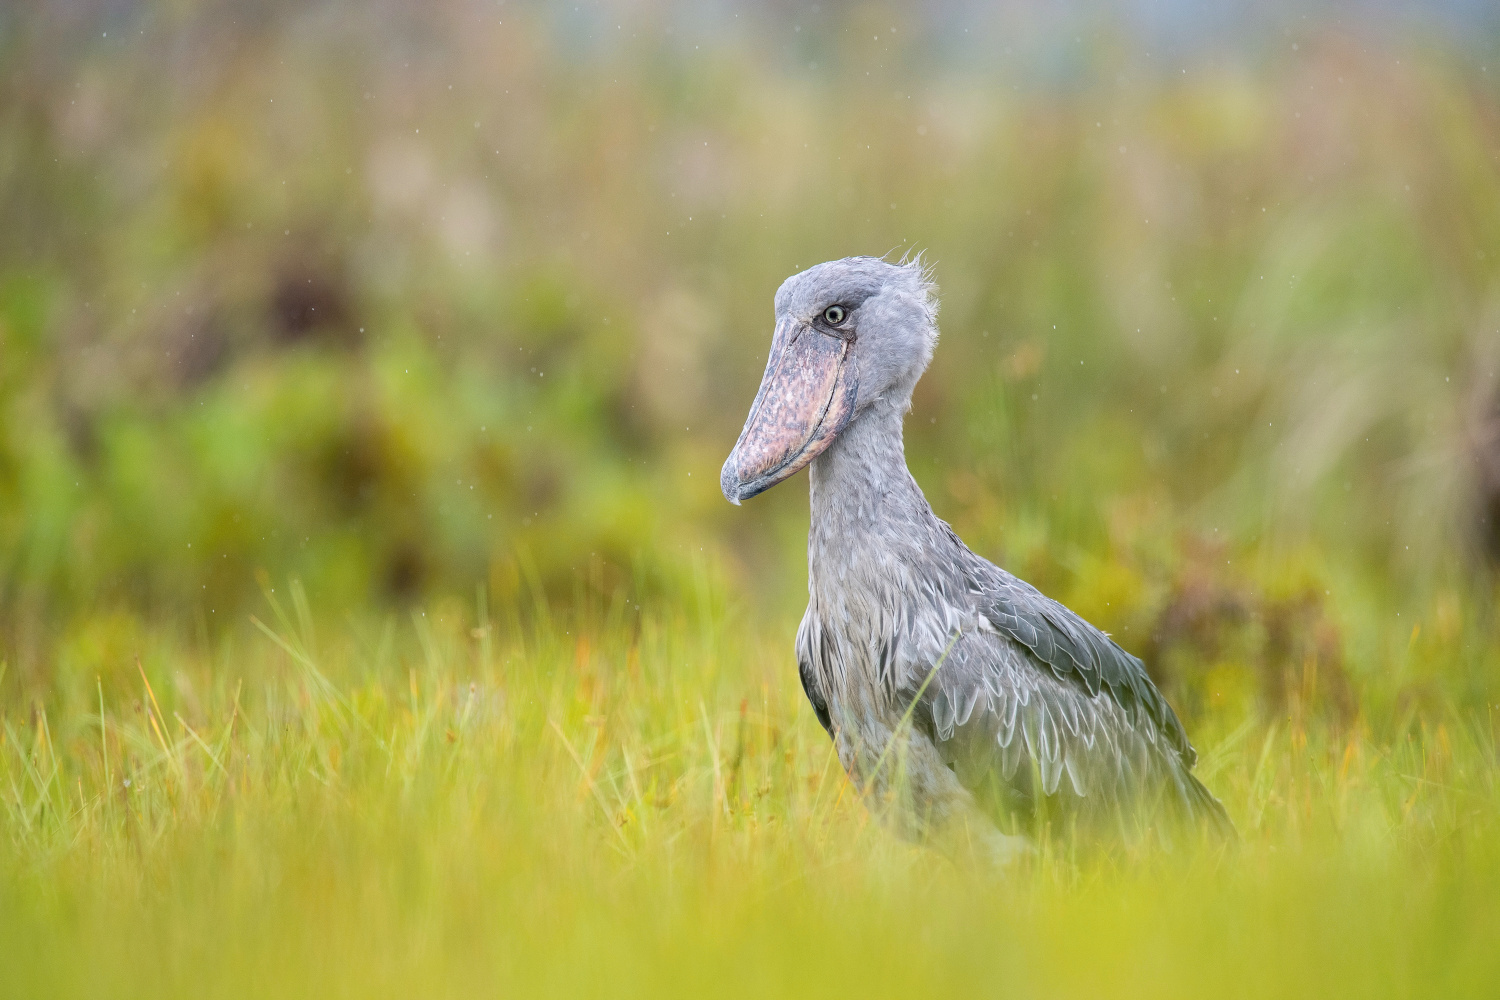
4;2;1500;996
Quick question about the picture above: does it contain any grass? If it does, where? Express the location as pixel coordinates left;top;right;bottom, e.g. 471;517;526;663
3;582;1498;999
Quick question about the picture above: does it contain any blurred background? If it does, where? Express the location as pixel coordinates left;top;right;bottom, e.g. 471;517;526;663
3;0;1499;721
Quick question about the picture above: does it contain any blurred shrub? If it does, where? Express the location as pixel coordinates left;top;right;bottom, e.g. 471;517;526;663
1;2;1498;715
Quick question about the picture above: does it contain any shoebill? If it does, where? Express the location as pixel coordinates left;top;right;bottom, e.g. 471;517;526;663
720;256;1232;855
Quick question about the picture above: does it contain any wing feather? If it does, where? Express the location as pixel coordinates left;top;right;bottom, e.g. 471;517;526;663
912;624;1224;828
972;560;1196;766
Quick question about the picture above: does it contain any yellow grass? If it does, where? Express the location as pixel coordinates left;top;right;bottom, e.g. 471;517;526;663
3;583;1497;998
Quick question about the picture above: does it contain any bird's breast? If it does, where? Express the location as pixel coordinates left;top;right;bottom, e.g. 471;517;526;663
803;541;976;721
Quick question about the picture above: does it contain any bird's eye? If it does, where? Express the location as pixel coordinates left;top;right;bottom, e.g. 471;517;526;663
823;305;847;325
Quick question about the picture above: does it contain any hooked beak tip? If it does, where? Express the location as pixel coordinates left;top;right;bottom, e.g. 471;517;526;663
720;461;744;505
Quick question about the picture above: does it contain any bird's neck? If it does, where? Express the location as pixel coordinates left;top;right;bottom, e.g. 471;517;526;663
808;401;925;542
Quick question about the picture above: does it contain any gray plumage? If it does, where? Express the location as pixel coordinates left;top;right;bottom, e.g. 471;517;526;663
723;256;1232;855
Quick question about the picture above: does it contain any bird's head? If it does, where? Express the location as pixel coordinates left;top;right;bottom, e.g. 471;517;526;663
720;255;938;504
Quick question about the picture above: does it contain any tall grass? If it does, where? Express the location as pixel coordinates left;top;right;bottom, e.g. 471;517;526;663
3;582;1497;997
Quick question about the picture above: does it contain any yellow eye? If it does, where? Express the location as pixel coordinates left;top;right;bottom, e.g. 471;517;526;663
823;305;846;325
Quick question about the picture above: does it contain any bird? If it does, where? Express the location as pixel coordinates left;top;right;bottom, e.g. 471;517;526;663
720;255;1232;859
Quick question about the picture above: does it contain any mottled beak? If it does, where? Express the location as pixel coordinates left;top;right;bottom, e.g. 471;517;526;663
721;318;858;504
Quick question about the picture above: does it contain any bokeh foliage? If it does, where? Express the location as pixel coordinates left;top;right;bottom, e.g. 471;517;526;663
4;8;1499;589
6;2;1499;724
